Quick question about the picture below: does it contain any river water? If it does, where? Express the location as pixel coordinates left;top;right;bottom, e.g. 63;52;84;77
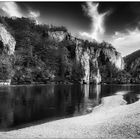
0;84;139;130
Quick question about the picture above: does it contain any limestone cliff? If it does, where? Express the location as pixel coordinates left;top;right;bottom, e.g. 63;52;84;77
96;47;124;70
0;24;16;84
0;24;16;55
74;39;124;84
75;40;90;84
47;30;124;84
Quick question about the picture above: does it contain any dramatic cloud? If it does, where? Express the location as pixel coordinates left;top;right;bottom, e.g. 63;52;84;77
0;2;40;24
80;2;109;42
0;2;22;17
111;28;140;56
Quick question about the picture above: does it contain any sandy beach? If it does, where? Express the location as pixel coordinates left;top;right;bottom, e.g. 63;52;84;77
1;94;140;138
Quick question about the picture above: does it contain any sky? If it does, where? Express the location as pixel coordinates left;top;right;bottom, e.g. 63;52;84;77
0;2;140;56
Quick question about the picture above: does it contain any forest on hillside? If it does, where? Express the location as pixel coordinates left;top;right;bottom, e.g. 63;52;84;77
0;16;138;84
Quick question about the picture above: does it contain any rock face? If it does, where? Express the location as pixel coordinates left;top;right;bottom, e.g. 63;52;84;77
97;47;124;70
75;40;90;84
0;24;16;85
0;24;16;55
75;39;124;84
114;53;124;70
75;44;100;84
29;29;124;84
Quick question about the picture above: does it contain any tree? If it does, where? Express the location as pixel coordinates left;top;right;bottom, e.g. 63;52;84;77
0;54;14;80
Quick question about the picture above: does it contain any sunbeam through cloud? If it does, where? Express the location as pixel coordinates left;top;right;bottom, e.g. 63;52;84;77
80;2;109;42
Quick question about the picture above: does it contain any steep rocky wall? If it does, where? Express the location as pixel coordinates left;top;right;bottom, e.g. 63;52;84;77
99;48;124;70
0;24;16;55
75;40;101;84
0;24;16;85
114;52;124;70
75;39;124;84
35;30;125;84
89;48;101;84
75;40;90;84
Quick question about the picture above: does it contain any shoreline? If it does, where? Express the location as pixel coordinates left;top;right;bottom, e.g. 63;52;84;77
2;83;140;87
1;94;140;138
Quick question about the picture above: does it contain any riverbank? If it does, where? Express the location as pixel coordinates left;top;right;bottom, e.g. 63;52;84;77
0;93;140;138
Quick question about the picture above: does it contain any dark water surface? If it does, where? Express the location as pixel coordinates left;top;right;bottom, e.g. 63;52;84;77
0;84;139;130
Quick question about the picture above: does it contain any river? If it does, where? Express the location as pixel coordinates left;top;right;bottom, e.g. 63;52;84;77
0;84;139;130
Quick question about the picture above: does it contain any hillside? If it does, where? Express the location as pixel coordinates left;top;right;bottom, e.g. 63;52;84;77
124;49;140;83
124;49;140;68
0;16;125;85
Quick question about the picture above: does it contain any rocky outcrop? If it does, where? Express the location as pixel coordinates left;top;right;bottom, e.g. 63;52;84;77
75;40;100;84
75;40;90;84
89;47;101;84
0;24;16;55
114;52;124;70
97;47;124;70
75;39;124;84
0;24;16;85
48;31;68;42
43;30;124;84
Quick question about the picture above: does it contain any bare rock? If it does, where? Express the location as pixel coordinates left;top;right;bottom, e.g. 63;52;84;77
0;24;16;55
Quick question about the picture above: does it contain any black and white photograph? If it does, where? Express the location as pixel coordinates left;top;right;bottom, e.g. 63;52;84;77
0;0;139;138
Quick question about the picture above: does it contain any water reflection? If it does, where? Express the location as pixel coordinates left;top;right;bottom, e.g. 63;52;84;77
0;84;139;130
0;84;101;129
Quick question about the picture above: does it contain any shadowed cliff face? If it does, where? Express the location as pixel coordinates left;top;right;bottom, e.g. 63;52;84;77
0;24;16;55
